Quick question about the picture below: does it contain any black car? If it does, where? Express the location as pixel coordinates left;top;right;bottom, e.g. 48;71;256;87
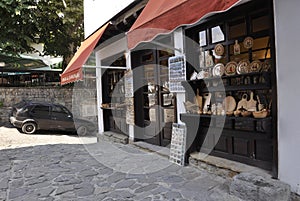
9;100;96;135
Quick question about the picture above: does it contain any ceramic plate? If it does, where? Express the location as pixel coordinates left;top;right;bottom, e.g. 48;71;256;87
249;60;262;72
237;60;250;74
212;63;225;77
243;37;254;49
225;61;237;76
214;44;224;56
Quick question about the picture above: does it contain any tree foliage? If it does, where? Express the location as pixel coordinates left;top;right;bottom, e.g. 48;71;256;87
0;0;84;68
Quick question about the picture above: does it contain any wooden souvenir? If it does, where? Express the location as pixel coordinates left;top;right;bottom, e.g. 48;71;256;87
247;92;257;112
214;44;224;56
234;40;240;55
243;36;254;49
237;93;248;110
205;51;214;67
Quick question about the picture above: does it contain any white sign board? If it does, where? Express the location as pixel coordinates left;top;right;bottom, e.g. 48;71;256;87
168;55;186;92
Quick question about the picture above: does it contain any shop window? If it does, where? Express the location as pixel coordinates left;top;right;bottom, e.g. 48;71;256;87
141;52;154;63
252;37;271;60
211;26;225;43
199;30;207;47
228;19;246;39
159;49;173;58
252;37;270;50
252;15;270;32
143;64;155;84
252;49;271;60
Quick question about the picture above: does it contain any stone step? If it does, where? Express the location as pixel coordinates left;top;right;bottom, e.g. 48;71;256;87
97;131;128;144
230;172;291;201
189;152;292;201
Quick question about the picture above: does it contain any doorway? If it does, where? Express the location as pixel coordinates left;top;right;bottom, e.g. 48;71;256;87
132;47;176;146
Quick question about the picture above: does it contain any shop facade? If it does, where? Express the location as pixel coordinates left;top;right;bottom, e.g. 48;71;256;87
64;0;300;195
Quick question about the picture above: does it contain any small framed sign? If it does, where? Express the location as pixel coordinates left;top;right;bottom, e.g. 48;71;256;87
168;55;186;92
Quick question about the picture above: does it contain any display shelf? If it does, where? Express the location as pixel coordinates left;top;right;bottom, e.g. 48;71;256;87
181;68;273;171
181;113;271;120
182;71;271;92
184;71;271;84
101;107;125;110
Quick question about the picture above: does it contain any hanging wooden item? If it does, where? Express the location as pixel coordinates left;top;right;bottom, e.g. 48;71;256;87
194;89;203;113
199;48;205;68
243;37;254;49
247;92;257;112
225;61;237;76
205;51;214;67
214;44;224;56
202;93;211;114
237;93;248;111
234;40;240;55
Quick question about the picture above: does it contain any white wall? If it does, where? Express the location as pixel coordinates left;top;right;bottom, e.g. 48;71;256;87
174;28;186;124
274;0;300;195
95;37;135;140
84;0;135;38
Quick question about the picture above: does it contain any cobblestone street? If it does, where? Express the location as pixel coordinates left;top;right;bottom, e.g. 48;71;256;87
0;140;241;201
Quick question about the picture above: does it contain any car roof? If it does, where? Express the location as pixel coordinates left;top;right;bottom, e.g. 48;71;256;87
23;100;65;107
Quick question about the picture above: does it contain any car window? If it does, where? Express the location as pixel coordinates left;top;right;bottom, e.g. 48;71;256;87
31;105;50;116
52;105;70;115
14;100;27;109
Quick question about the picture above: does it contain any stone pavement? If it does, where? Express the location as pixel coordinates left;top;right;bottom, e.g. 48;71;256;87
0;141;244;201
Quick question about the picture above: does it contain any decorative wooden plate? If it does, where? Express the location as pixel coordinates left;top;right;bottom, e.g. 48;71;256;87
249;60;262;72
214;44;224;56
237;60;250;74
225;61;237;76
243;37;254;49
212;63;225;77
222;96;236;112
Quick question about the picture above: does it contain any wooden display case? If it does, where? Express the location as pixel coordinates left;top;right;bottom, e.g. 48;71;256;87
181;0;276;171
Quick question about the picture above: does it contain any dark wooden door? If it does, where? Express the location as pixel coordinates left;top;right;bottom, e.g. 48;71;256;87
132;49;175;146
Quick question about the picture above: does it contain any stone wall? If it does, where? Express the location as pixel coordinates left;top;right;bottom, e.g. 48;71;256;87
0;87;97;123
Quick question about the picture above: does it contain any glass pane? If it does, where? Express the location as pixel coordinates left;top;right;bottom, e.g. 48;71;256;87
211;26;225;43
199;30;207;46
159;49;173;58
143;64;155;87
159;60;169;88
252;15;270;32
252;49;271;60
32;106;49;116
229;20;246;39
141;52;154;63
252;37;270;50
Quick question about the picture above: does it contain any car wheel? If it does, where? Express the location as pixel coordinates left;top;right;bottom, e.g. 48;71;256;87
77;126;88;136
22;122;37;134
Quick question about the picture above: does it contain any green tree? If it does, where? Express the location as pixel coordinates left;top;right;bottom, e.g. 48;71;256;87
0;0;84;69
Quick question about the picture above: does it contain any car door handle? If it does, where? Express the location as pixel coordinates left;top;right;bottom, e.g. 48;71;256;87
52;117;57;120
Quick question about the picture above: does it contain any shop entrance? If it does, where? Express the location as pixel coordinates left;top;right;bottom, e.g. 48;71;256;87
132;48;175;146
101;54;128;135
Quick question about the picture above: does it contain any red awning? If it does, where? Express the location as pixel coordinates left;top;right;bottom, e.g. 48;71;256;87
61;23;110;85
127;0;241;49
